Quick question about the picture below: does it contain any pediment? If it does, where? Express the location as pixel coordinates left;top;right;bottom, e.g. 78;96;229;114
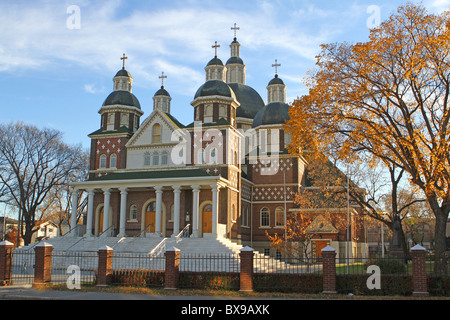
306;215;338;234
126;110;183;148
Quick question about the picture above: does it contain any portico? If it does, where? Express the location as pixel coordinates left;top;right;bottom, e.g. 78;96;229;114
71;169;228;239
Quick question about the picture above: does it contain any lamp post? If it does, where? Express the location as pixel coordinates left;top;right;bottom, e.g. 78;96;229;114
347;175;350;274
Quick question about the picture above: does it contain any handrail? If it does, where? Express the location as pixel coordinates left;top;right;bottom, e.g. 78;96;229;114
66;236;86;251
23;234;52;251
175;224;191;244
98;224;115;238
149;237;167;257
22;224;82;251
112;236;127;249
61;224;82;237
138;224;153;238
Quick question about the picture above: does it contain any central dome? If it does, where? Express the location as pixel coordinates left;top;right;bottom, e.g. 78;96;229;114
194;80;235;99
228;83;265;119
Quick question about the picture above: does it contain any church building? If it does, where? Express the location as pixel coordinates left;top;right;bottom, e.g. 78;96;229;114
71;26;367;259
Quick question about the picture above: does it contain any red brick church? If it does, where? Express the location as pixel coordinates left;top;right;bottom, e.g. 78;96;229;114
71;26;367;259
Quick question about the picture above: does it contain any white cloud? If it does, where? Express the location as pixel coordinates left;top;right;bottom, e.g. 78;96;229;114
84;84;106;94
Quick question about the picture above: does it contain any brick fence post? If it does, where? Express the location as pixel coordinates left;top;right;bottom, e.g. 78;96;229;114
165;247;181;290
411;244;429;297
322;246;337;294
239;246;254;292
97;246;113;287
33;242;54;287
0;241;14;286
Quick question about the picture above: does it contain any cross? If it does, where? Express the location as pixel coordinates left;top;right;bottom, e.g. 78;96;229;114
231;23;240;39
159;72;167;88
272;59;281;75
120;53;128;69
212;41;220;57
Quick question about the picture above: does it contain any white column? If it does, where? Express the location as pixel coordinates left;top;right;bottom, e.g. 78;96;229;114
191;185;200;238
210;184;220;238
155;186;163;237
70;189;79;237
84;189;95;237
118;188;128;237
102;188;111;237
172;186;181;237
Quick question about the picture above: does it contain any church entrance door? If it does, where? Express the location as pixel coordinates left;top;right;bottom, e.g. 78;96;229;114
98;208;104;234
145;202;157;233
313;240;329;258
202;204;212;234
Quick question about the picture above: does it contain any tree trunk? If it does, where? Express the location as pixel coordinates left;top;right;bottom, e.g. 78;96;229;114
434;211;449;275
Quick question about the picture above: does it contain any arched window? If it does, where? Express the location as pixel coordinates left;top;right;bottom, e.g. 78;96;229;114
204;104;213;123
120;113;129;127
130;205;137;221
110;154;117;168
161;151;169;165
209;148;218;164
197;149;205;164
99;155;107;168
146;202;157;212
260;207;270;227
144;152;151;166
152;152;160;166
152;123;161;143
275;207;285;227
219;105;227;119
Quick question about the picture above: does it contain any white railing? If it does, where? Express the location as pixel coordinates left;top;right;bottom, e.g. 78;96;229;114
175;224;191;244
149;238;167;257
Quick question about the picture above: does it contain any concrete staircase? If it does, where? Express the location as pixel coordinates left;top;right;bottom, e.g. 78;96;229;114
15;236;315;273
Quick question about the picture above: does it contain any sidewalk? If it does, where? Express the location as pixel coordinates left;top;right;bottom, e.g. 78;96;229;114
0;285;263;300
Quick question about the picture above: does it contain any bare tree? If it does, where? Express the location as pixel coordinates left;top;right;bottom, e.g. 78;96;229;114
0;122;87;245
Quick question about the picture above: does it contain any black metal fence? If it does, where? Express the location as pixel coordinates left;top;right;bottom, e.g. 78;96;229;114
11;249;34;286
178;253;240;290
51;250;97;285
6;249;449;296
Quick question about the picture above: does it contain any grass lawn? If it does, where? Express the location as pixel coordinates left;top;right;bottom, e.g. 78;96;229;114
37;283;449;300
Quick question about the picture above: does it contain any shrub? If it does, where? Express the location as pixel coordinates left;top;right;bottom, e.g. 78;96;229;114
253;274;322;293
178;271;240;290
364;256;407;274
112;269;164;287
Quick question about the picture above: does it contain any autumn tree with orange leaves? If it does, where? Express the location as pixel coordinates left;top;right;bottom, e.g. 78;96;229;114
286;4;450;273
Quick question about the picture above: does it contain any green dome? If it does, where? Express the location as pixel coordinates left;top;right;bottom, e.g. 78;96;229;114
194;80;235;99
226;56;244;65
252;102;290;128
154;86;170;97
114;69;131;77
207;57;224;66
102;90;141;109
268;75;284;86
228;83;265;119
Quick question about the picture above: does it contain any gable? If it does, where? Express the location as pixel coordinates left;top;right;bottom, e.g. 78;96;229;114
306;215;338;234
126;110;182;148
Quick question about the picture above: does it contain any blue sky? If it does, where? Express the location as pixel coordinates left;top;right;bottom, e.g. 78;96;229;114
0;0;449;150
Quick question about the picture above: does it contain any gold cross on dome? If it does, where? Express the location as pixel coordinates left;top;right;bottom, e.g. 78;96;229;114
159;72;167;87
272;59;281;75
120;53;128;69
231;23;240;38
212;41;220;57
